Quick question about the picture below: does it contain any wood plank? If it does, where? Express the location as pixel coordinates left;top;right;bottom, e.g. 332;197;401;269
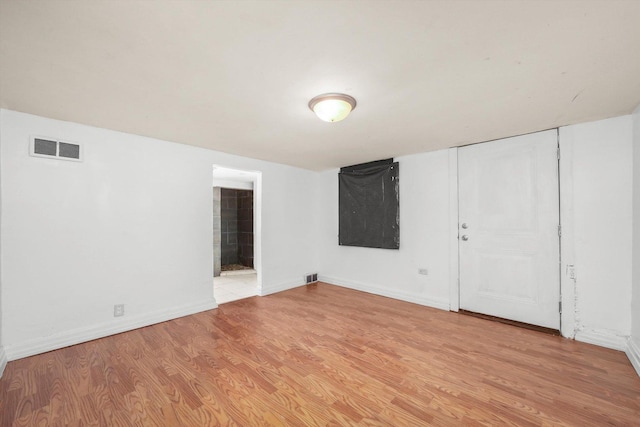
1;283;639;425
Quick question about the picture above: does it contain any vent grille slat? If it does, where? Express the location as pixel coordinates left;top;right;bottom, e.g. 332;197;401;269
58;142;81;159
33;138;57;156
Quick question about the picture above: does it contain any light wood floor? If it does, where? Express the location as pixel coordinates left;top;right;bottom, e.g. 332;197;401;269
1;283;639;426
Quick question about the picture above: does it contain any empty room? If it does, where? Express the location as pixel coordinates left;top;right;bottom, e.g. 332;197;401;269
1;0;640;425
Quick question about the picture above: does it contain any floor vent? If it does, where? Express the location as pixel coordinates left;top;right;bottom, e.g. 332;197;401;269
305;273;318;284
30;136;83;162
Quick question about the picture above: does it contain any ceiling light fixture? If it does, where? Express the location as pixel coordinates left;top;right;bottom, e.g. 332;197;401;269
308;93;357;122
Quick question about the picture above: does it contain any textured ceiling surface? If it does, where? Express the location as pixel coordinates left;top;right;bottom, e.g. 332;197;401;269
1;0;640;171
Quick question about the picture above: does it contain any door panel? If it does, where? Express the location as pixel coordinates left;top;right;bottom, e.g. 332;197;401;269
458;130;560;329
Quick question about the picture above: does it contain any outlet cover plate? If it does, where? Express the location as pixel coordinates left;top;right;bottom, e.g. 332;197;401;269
114;304;125;317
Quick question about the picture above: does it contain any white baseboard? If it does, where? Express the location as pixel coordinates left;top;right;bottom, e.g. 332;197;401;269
0;346;7;378
574;329;629;351
5;299;217;361
626;337;640;377
320;275;450;311
260;278;304;296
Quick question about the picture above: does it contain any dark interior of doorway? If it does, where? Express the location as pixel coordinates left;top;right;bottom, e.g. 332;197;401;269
220;188;254;271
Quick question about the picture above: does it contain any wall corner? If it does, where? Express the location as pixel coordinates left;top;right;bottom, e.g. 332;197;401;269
0;346;7;378
626;337;640;377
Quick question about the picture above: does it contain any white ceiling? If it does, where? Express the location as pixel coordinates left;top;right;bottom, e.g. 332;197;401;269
2;1;640;171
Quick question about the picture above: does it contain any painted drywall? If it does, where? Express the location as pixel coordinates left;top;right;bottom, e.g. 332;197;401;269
317;149;452;310
559;115;633;350
0;129;5;377
630;104;640;375
0;109;318;360
212;178;253;190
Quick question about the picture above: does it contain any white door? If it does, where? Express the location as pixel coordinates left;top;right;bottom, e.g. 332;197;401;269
458;130;560;329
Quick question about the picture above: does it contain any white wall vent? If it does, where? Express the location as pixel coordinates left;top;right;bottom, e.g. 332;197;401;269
305;273;318;284
30;136;83;162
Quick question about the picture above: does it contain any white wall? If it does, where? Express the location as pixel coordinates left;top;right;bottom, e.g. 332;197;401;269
0;109;318;360
0;127;5;376
559;115;633;349
629;104;640;374
212;179;253;190
317;149;453;310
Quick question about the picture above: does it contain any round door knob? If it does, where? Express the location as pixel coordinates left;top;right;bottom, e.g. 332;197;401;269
461;223;468;229
461;235;469;241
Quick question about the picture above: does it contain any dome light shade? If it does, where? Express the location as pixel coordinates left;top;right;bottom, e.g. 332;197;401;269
308;93;357;122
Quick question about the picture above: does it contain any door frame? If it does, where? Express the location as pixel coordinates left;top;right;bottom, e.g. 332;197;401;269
448;148;460;312
212;165;263;296
448;131;574;337
558;133;577;339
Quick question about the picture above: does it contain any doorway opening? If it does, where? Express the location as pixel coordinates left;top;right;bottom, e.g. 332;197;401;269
213;166;261;304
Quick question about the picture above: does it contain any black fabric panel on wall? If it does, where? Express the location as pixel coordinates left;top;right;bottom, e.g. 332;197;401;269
339;160;399;249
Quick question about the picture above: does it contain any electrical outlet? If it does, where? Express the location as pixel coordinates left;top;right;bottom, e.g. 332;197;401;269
418;268;428;275
114;304;125;317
